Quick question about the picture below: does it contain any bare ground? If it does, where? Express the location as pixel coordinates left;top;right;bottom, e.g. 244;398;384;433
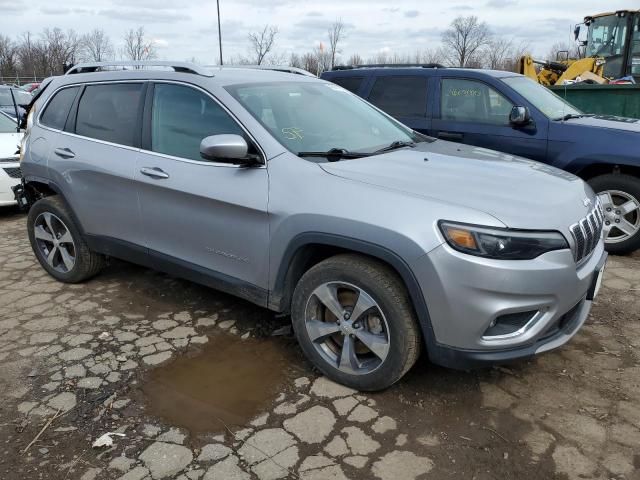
0;207;639;480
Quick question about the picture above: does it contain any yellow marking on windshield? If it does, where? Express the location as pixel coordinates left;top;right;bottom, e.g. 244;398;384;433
282;127;304;140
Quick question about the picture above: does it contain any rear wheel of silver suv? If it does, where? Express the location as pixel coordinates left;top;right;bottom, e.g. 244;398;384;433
27;196;105;283
291;254;421;391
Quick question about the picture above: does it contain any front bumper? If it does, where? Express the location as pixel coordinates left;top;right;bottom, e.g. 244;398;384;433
0;163;21;206
414;240;607;369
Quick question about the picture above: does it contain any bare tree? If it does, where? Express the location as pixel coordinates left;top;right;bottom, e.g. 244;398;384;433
0;35;18;79
327;19;345;69
123;27;156;62
301;52;319;75
248;25;278;65
347;53;363;66
40;28;80;73
546;41;580;62
441;15;491;67
80;29;114;62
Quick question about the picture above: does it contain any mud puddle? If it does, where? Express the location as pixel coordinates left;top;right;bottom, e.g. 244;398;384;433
141;334;298;433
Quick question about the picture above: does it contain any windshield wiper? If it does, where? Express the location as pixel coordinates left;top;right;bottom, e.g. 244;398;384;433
372;140;416;154
554;113;594;121
297;148;370;162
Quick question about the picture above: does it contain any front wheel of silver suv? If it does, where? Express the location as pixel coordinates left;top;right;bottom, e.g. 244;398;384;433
27;196;105;283
291;254;421;391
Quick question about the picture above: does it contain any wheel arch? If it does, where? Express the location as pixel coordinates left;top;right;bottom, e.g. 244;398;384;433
269;233;438;350
572;162;640;182
24;178;87;236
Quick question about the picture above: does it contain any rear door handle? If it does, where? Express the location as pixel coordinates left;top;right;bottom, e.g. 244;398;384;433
54;147;75;159
140;167;170;179
437;131;464;141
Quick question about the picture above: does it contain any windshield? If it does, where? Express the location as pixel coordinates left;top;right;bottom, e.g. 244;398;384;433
502;76;581;120
0;89;31;108
225;81;418;155
586;15;628;58
0;113;17;133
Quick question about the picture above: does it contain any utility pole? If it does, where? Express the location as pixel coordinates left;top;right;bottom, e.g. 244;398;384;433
217;0;223;65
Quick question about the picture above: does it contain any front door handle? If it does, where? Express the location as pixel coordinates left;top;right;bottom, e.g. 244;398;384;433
54;147;75;159
437;131;464;141
140;167;170;179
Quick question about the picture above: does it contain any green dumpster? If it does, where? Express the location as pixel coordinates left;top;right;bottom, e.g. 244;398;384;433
549;84;640;119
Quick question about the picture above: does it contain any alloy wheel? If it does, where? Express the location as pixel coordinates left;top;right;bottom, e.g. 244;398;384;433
304;281;390;375
598;190;640;244
33;212;76;273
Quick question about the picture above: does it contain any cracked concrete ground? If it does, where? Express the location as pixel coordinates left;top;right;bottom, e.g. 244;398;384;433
1;207;639;480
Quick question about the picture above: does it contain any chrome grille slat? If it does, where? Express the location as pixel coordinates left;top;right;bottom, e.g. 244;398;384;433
569;199;604;263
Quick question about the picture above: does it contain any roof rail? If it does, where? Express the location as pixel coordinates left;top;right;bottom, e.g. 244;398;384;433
209;64;317;77
65;61;213;77
332;63;445;71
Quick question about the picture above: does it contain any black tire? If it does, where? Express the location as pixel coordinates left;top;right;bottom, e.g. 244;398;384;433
27;196;105;283
588;174;640;255
291;254;421;391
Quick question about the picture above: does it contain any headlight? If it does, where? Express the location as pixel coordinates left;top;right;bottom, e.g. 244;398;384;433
439;221;568;260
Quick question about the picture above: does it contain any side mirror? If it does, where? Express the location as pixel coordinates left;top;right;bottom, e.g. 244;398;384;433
574;25;581;41
200;134;257;165
509;106;531;126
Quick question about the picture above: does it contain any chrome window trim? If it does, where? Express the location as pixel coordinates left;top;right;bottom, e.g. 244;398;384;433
35;79;267;170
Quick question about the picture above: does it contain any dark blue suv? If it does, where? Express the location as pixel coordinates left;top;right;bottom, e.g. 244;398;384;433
321;65;640;254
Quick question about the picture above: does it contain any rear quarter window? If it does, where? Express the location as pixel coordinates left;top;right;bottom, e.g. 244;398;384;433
367;76;428;117
329;76;365;94
40;86;80;130
75;83;144;147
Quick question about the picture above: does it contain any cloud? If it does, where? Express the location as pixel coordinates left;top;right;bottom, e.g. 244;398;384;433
404;10;419;18
41;7;71;15
306;11;323;17
486;0;517;6
99;9;190;23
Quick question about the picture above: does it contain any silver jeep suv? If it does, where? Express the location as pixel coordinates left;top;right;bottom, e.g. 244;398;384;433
17;61;607;391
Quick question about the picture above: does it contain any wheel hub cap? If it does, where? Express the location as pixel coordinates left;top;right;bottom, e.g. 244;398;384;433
304;281;390;376
597;189;640;244
33;212;76;273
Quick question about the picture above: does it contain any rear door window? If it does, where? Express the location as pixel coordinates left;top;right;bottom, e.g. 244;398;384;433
75;83;144;147
367;76;428;117
40;86;80;130
330;76;365;94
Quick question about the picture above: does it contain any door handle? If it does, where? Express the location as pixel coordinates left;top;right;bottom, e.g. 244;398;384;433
54;147;75;159
437;131;464;141
140;167;170;179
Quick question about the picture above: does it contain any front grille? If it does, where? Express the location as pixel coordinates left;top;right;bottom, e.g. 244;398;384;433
569;199;604;263
3;167;21;179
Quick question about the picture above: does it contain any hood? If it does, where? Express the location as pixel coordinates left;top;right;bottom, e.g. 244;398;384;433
559;115;640;133
0;132;21;160
320;141;595;231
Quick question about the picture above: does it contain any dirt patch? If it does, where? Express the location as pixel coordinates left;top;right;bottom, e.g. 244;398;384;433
141;334;298;433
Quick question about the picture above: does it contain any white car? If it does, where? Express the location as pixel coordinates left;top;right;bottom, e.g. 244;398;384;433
0;112;22;206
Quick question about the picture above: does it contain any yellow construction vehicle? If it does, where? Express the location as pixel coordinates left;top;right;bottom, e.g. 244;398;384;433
516;10;640;119
518;55;605;86
519;9;640;86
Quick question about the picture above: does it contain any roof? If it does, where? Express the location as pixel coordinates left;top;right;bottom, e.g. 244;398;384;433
323;67;520;79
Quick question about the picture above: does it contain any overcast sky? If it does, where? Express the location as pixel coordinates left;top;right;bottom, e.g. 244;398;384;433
2;0;638;64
